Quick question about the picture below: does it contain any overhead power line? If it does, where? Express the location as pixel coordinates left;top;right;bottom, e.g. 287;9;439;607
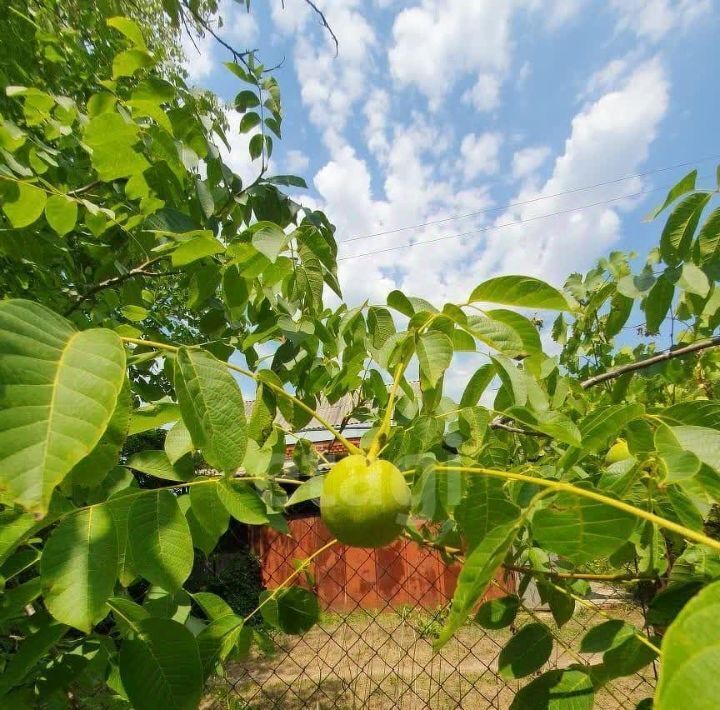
337;178;705;263
342;155;719;244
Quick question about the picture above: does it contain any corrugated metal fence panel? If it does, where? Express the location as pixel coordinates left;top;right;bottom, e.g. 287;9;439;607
250;514;514;612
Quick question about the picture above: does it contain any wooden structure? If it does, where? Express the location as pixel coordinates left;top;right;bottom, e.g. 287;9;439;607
249;515;514;612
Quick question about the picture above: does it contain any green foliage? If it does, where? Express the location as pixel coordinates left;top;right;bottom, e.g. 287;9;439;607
2;1;720;708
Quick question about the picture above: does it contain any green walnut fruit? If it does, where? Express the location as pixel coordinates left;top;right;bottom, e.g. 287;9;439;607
605;439;631;465
320;455;411;548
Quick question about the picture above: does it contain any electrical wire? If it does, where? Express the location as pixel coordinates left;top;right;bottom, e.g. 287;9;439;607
337;177;711;262
342;154;719;243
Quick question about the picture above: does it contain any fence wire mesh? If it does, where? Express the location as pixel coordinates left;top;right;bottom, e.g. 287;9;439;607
202;515;657;709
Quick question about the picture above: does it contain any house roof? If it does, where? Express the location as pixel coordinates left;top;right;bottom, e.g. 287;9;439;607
244;382;421;438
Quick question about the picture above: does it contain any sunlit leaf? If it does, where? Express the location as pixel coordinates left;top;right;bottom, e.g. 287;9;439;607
175;347;247;473
41;507;117;632
470;276;570;311
0;300;126;514
128;490;193;592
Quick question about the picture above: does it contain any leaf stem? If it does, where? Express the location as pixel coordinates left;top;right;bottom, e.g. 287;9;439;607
368;362;405;461
433;464;720;553
120;337;361;455
243;537;337;623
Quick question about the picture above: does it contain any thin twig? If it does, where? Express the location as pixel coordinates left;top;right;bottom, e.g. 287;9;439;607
581;335;720;388
302;0;339;55
490;418;548;437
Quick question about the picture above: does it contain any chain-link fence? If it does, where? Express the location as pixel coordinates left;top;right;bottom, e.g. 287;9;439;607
202;515;657;709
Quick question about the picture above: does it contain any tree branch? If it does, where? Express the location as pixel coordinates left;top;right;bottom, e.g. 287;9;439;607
581;335;720;389
302;0;339;55
65;258;176;316
490;418;549;437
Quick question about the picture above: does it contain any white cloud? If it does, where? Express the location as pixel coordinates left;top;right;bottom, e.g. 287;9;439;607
462;74;502;113
364;89;391;159
512;145;551;180
473;58;670;286
181;29;215;83
274;1;376;151
610;0;712;41
459;133;503;181
285;149;311;174
388;1;513;108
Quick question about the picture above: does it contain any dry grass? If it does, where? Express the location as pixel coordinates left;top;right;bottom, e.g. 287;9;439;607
202;603;656;709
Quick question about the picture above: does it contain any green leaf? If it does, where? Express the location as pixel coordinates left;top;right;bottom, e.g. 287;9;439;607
460;364;495;408
678;262;710;297
455;476;520;550
127;450;194;482
119;618;203;710
475;595;520;630
286;476;324;506
580;619;635;653
250;221;288;262
44;195;78;236
0;619;68;699
112;48;153;79
643;273;674;333
660;192;712;265
464;315;525;357
0;300;126;515
1;181;47;228
0;578;42;625
498;623;553;678
189;481;229;541
470;276;570;311
662;425;720;473
128;490;193;592
510;669;594;710
367;306;396;350
197;614;246;677
175;347;247;473
107;491;137;586
577;403;643;454
259;586;319;635
605;292;633;339
83;113;148;181
655;425;702;483
486;309;542;355
107;16;147;49
239;112;261;133
193;591;235;621
41;506;117;632
532;492;636;565
249;133;264;160
507;407;582;447
234;90;260;112
129;402;180;435
108;597;150;631
697;207;720;264
216;479;269;525
647;169;697;220
171;233;225;267
69;381;131;487
164;419;193;464
491;355;527;407
416;331;453;388
435;520;520;648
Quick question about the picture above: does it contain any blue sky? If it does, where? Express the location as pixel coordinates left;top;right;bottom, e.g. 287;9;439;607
183;1;718;303
183;1;718;395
